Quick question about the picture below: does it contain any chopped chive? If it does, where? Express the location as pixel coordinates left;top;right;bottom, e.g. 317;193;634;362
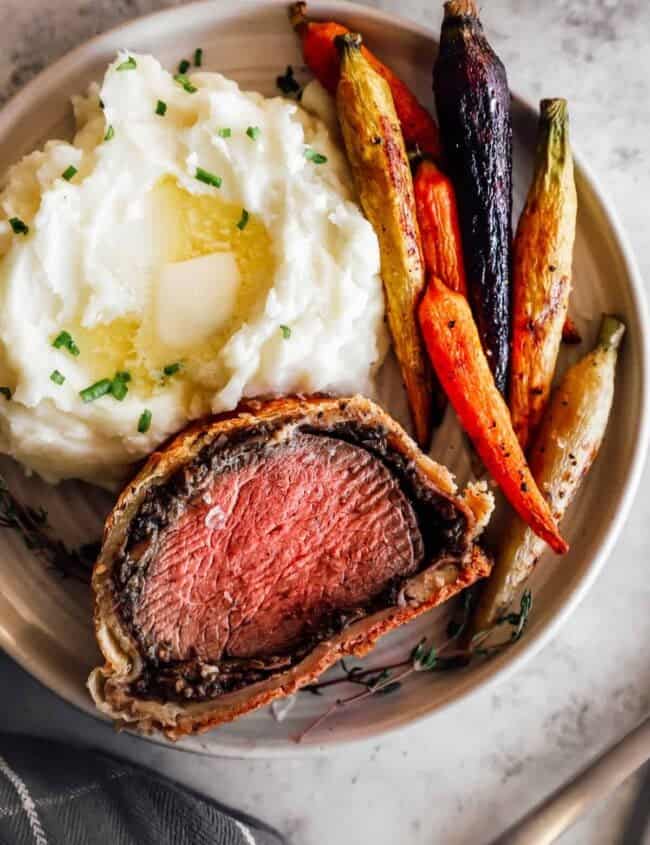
80;378;112;403
110;380;128;401
155;99;167;116
52;331;70;349
110;370;131;401
163;362;181;377
50;369;65;385
138;409;152;433
194;47;203;67
246;126;261;141
9;217;29;235
104;124;115;142
304;148;327;164
52;330;80;357
178;58;190;75
217;127;232;138
195;167;222;188
0;387;12;400
61;165;78;181
174;73;197;94
116;56;137;71
280;325;291;339
236;208;249;231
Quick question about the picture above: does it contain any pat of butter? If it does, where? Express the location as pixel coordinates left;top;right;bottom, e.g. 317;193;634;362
155;252;240;349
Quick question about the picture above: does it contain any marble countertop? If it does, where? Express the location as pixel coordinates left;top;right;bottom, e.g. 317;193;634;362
1;1;649;843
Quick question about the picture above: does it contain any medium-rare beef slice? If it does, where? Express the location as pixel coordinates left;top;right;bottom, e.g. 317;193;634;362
132;433;423;662
89;395;494;739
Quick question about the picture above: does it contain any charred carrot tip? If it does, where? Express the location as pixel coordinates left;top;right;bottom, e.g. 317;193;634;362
445;0;479;18
293;3;442;161
546;531;569;555
288;1;308;30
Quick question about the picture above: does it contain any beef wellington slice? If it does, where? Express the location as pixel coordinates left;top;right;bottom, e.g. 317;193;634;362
89;395;494;738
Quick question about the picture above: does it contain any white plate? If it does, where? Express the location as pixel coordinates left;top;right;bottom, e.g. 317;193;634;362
0;0;648;757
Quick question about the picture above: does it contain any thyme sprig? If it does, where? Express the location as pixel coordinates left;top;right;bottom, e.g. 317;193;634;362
0;469;535;738
296;589;533;742
0;475;97;583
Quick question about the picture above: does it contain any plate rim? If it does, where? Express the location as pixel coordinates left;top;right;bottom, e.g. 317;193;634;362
0;0;648;758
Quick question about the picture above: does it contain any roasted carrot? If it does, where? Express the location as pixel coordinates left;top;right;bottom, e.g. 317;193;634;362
289;2;442;160
434;0;513;395
413;159;467;296
471;316;624;637
418;275;568;554
510;98;577;451
336;33;439;445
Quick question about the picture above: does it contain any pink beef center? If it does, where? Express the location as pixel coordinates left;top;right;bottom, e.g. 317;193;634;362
134;433;423;661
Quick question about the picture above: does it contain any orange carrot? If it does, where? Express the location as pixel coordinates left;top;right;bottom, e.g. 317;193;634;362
414;159;467;296
418;275;568;554
289;2;442;160
509;99;576;451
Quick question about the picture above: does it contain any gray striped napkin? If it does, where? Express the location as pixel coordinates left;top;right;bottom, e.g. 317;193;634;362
0;734;285;845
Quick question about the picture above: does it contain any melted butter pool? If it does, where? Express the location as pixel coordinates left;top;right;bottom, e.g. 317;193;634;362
68;177;275;397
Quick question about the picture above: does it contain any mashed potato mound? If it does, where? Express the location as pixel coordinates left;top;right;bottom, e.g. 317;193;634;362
0;54;386;487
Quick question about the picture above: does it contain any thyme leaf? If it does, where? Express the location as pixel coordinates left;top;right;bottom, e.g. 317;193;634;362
446;590;473;640
376;681;402;696
0;475;96;583
472;589;533;656
296;588;533;742
412;640;438;671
